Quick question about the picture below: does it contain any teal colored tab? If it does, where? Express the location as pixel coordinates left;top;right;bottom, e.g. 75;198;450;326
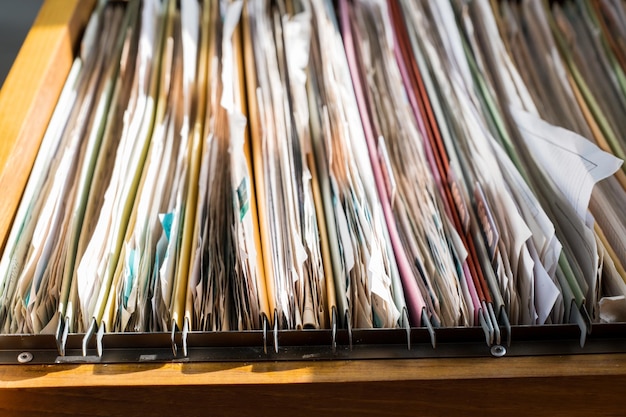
159;212;175;241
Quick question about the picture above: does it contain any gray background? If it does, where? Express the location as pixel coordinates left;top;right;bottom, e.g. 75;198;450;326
0;0;45;89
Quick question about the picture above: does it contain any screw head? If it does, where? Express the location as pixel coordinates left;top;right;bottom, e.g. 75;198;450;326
490;345;506;358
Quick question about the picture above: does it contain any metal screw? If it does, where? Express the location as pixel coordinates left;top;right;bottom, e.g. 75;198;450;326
17;352;33;364
490;345;506;358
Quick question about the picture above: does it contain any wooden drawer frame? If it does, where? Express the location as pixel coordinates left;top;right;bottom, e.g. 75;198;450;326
0;1;625;415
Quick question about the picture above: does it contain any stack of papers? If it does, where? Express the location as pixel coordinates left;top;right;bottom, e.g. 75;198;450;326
1;0;626;339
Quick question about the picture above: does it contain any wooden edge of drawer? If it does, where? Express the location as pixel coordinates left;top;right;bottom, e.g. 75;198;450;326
0;1;624;404
0;0;95;251
1;354;626;389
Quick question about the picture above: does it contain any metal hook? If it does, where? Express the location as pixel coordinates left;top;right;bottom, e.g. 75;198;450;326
403;308;411;351
422;309;436;349
346;310;353;351
500;308;512;347
61;318;70;357
331;307;338;353
55;314;68;356
487;303;501;346
96;322;105;358
82;318;97;357
182;318;189;358
273;312;279;354
170;321;178;357
572;305;589;348
262;314;269;355
478;303;494;347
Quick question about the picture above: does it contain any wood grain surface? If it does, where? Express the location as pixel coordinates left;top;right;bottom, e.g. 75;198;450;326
2;354;626;388
0;355;625;416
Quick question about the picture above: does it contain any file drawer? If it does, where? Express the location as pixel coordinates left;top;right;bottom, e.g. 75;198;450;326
0;0;625;415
